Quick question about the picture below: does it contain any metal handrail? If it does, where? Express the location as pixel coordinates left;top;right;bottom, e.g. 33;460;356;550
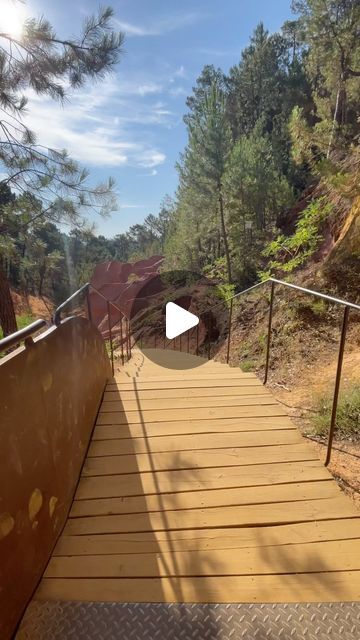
133;276;360;467
0;319;47;351
53;282;90;325
221;277;360;467
53;282;132;374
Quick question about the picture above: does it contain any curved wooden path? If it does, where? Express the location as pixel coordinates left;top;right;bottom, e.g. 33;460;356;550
35;350;360;603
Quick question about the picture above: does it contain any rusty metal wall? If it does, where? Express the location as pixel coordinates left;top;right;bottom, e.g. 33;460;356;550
0;317;111;640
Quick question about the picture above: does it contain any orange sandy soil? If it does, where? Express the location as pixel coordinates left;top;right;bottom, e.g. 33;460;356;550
11;290;54;320
268;351;360;509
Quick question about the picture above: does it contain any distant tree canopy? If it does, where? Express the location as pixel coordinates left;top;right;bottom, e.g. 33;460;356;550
1;192;175;306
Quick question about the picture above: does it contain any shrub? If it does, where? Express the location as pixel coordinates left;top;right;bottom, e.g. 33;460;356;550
312;384;360;439
262;197;333;276
240;359;255;372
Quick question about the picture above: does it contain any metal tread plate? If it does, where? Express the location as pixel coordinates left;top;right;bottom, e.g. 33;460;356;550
16;601;360;639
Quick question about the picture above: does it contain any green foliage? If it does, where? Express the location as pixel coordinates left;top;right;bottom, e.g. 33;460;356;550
263;198;333;275
240;359;255;372
0;313;35;340
312;384;360;439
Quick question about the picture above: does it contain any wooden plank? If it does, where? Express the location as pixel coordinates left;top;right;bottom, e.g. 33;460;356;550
99;395;277;413
75;461;331;500
106;378;262;391
81;444;317;476
88;430;302;458
70;480;338;518
35;572;360;603
54;518;360;556
63;498;356;536
96;405;288;426
114;373;258;383
92;417;295;441
103;385;266;401
45;539;360;578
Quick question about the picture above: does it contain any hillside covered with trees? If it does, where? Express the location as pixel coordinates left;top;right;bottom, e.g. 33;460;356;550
1;0;360;337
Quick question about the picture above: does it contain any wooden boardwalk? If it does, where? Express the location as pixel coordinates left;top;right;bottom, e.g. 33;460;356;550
35;350;360;603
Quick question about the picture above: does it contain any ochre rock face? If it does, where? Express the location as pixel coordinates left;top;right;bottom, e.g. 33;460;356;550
89;256;165;334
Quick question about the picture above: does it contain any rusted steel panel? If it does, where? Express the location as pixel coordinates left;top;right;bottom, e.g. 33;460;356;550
89;257;164;334
0;317;111;640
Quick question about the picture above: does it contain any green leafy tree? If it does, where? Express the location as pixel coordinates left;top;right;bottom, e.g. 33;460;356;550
293;0;360;156
179;82;234;282
224;128;294;283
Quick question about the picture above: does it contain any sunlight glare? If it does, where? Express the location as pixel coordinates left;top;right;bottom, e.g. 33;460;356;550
1;1;26;38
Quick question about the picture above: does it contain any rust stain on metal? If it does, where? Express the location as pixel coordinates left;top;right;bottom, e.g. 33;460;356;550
41;372;53;393
0;513;15;540
49;497;58;518
0;316;111;640
28;489;43;523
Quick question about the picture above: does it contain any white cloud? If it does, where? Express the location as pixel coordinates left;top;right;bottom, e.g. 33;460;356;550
137;83;163;96
115;12;202;37
173;65;186;79
115;20;153;36
137;151;166;168
22;78;167;168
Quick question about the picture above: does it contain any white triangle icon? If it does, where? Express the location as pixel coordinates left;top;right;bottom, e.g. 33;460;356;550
166;302;199;340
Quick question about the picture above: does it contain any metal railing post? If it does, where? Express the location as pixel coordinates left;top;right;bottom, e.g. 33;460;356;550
226;298;233;364
325;306;350;467
119;315;124;365
107;301;114;375
128;320;132;359
86;287;92;324
264;281;275;385
207;316;211;360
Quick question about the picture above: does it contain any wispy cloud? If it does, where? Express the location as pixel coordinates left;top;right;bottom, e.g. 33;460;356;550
115;12;202;38
23;77;168;168
115;20;152;36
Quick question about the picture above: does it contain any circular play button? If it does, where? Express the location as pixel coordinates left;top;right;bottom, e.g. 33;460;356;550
129;269;229;369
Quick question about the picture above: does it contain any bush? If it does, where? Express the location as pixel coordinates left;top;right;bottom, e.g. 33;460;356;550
240;359;255;372
312;384;360;439
262;197;333;276
0;313;35;340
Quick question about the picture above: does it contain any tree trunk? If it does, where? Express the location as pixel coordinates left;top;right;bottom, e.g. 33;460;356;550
38;265;46;296
218;188;232;283
0;264;17;337
327;82;346;158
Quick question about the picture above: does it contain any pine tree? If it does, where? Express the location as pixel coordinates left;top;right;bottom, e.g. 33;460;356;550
292;0;360;155
0;7;124;335
179;82;234;282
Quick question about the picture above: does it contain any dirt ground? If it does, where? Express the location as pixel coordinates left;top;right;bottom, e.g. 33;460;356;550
216;304;360;509
266;350;360;510
11;290;54;320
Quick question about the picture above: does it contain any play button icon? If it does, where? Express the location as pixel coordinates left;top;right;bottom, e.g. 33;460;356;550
129;269;228;369
166;302;199;340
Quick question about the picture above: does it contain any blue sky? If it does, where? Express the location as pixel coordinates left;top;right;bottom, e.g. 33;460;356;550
22;0;293;237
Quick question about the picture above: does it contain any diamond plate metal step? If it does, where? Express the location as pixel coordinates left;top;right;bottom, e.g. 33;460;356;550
16;601;360;640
